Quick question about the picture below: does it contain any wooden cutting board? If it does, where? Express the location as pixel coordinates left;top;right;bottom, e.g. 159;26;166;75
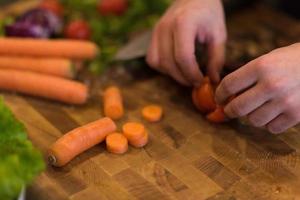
2;2;300;200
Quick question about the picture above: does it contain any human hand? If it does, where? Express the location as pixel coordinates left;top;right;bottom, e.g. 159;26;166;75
216;43;300;133
146;0;227;86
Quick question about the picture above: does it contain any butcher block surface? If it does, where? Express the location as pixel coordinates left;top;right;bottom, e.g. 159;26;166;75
2;3;300;200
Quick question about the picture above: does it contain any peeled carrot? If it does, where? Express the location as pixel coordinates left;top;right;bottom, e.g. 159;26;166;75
0;38;98;59
141;104;163;122
0;69;88;104
206;106;227;123
106;133;128;154
130;131;149;148
103;86;124;120
122;122;149;148
192;77;216;113
122;122;145;141
0;56;75;78
48;117;116;167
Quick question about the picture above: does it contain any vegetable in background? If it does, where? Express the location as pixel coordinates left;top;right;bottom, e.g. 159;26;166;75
97;0;129;16
0;97;44;200
60;0;172;72
5;8;62;38
39;0;64;17
0;69;88;104
64;19;91;40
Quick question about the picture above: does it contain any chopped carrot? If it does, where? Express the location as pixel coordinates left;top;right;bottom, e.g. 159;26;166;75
48;117;116;167
192;76;216;113
141;104;163;122
122;122;149;148
192;88;202;111
122;122;145;141
103;86;124;120
106;133;128;154
206;106;227;123
130;131;149;148
0;69;88;104
0;56;75;78
0;38;98;59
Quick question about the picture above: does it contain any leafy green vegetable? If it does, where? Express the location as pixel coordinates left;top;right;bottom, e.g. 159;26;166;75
60;0;171;73
0;97;44;200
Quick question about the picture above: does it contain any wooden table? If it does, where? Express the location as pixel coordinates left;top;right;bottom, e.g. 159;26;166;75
3;3;300;200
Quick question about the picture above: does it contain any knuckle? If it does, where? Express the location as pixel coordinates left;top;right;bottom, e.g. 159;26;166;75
221;76;234;95
146;54;159;68
261;79;283;94
174;14;189;28
281;96;295;111
175;52;191;66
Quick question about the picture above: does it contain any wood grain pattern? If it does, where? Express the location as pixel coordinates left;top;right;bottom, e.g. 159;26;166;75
2;3;300;200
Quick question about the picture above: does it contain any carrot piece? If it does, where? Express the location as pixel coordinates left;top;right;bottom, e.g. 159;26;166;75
106;132;128;154
0;69;88;104
206;106;227;123
141;104;163;122
193;77;216;113
192;88;202;110
0;56;75;78
122;122;145;141
130;131;149;148
48;117;116;167
122;122;149;148
103;86;124;120
0;38;98;59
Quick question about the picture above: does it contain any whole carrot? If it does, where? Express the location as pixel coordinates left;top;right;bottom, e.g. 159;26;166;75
48;117;117;167
0;56;75;78
0;38;98;59
103;86;124;120
0;69;88;104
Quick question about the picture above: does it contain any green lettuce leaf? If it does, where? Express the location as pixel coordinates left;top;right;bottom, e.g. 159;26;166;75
0;97;45;200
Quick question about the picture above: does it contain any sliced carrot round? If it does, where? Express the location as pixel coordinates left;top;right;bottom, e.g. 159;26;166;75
193;77;216;113
106;133;128;154
206;106;227;123
130;131;149;148
141;104;163;122
122;122;145;141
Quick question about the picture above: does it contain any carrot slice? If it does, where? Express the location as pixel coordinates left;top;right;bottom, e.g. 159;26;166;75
106;133;128;154
193;77;216;113
0;69;88;104
122;122;145;141
206;106;227;123
192;88;202;110
103;86;124;120
48;117;116;167
141;104;163;122
0;38;98;59
0;56;75;78
130;131;149;148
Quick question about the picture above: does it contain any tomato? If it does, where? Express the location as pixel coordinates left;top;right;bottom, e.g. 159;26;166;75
97;0;128;16
64;20;91;40
39;0;64;17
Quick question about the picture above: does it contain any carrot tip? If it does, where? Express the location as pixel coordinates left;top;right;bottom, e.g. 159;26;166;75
48;155;57;166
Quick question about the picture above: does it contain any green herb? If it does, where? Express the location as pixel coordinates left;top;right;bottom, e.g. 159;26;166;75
0;97;45;200
60;0;171;73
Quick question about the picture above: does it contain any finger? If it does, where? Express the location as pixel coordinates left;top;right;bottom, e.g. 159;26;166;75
267;114;299;134
146;29;166;74
159;23;190;86
247;100;282;127
207;42;225;84
173;19;203;86
215;61;258;104
224;84;270;118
